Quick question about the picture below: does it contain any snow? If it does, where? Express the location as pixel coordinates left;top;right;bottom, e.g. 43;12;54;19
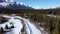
47;14;57;18
11;19;23;34
0;15;42;34
0;15;23;34
24;21;31;34
5;0;14;2
3;19;23;34
13;16;42;34
0;2;10;6
0;0;32;9
40;27;44;30
23;19;41;34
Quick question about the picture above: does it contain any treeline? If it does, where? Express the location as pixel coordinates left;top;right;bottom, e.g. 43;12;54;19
0;8;60;15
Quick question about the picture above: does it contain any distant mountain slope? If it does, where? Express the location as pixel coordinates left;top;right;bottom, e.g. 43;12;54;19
0;0;33;9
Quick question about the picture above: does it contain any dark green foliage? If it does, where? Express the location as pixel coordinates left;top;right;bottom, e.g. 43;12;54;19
48;11;52;14
5;25;9;29
0;27;4;34
11;24;14;28
0;16;8;24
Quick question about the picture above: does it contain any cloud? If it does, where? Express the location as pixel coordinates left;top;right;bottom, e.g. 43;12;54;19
10;0;14;2
20;2;24;5
5;0;14;2
33;7;41;9
52;5;60;8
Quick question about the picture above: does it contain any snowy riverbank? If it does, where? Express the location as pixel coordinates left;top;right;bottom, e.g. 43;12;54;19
0;14;42;34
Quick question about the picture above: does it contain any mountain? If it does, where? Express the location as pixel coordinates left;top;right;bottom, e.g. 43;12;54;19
0;0;6;2
0;0;33;9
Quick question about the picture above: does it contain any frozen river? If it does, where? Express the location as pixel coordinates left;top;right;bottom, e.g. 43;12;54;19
0;15;42;34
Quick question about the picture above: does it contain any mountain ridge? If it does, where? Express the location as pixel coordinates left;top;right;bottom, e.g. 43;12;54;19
0;0;33;9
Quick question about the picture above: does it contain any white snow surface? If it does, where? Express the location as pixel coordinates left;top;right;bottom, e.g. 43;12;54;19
0;2;10;6
0;15;23;34
23;19;41;34
0;15;42;34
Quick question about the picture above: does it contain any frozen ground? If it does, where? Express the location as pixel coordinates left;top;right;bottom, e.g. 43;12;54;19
0;14;42;34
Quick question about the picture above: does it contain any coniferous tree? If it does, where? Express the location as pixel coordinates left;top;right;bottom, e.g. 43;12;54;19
48;11;52;14
5;25;9;29
0;27;4;34
11;24;14;28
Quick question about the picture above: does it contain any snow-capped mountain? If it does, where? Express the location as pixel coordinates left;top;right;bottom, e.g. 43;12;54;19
0;0;33;9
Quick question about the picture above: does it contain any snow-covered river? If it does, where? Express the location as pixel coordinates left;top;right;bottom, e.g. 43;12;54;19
0;15;41;34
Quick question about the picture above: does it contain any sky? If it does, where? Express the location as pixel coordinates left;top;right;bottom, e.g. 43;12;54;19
14;0;60;9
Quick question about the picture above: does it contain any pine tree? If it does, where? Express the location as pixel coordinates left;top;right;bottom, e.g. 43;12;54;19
0;27;4;34
11;24;14;28
5;25;9;29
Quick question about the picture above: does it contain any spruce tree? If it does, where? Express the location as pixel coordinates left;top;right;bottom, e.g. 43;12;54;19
5;25;9;29
0;27;4;34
